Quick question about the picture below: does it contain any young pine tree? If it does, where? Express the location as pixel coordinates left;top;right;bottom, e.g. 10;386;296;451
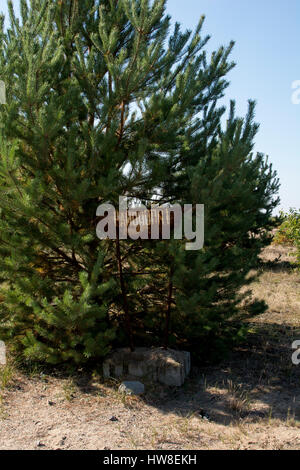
0;0;279;364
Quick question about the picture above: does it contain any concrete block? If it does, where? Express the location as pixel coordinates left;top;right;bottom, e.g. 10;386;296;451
103;347;191;387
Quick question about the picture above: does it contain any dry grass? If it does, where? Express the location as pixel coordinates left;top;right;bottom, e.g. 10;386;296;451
0;360;16;419
248;244;300;326
0;243;299;450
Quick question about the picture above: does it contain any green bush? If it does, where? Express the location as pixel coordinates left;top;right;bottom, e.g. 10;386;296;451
274;209;300;269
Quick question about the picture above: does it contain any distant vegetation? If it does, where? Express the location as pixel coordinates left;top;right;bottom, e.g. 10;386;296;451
274;209;300;270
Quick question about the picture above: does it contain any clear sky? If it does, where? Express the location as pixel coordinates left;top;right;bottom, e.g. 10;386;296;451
0;0;299;212
166;0;300;213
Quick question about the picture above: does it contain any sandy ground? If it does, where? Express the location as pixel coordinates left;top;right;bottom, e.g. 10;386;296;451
0;244;300;450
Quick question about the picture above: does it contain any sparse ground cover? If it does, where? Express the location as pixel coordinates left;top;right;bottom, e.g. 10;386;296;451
0;243;299;450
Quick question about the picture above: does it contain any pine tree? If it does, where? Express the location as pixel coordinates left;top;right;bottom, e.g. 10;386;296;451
170;101;279;358
0;0;279;364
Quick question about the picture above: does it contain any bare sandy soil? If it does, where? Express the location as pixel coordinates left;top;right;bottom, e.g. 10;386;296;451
0;244;300;450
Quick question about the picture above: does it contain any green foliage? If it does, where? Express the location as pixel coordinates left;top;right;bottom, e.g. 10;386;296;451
0;0;279;364
274;209;300;269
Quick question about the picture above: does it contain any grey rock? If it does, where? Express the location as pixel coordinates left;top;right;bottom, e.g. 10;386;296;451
59;436;67;446
109;416;118;422
36;441;45;448
119;381;145;396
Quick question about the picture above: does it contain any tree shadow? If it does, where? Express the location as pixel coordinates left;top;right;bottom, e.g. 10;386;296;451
25;316;299;428
70;321;300;427
259;259;296;273
138;322;300;426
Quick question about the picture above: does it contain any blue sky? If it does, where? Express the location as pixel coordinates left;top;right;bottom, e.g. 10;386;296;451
0;0;299;212
166;0;300;212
